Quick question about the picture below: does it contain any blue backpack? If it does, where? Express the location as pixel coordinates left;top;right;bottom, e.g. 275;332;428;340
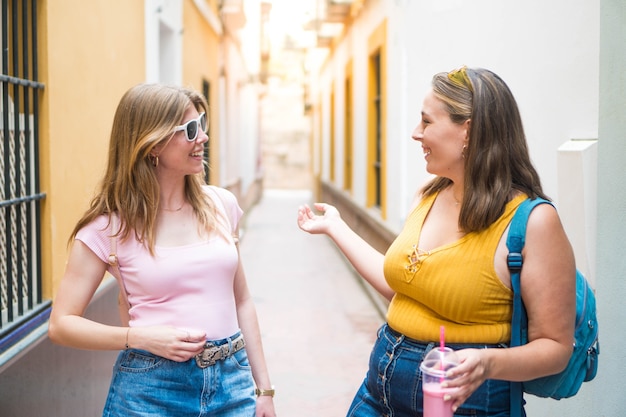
507;198;599;415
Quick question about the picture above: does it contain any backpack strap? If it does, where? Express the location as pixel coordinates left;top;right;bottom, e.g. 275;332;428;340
507;197;554;343
506;197;553;417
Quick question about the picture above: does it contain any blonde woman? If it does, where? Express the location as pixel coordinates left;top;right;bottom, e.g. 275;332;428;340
49;83;276;417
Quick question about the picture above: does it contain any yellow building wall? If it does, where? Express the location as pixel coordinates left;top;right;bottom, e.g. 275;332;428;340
41;0;146;298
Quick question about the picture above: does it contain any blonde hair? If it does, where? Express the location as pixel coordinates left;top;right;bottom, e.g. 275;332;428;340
70;83;223;253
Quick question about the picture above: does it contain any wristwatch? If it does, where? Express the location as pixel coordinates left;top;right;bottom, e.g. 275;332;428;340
255;386;275;398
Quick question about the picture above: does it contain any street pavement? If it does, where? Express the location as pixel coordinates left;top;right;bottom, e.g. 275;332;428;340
240;189;386;417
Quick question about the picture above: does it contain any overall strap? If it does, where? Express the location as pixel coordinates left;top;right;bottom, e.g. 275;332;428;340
108;214;131;312
506;197;553;417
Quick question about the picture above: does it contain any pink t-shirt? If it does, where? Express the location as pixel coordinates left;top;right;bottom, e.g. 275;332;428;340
75;186;243;340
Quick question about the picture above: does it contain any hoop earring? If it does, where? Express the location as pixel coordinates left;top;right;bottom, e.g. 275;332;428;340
150;155;159;167
461;145;467;159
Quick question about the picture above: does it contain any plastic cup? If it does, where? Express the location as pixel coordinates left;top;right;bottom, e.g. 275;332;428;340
420;347;459;417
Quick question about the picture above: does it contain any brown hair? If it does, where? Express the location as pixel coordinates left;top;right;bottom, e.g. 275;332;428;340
70;83;223;253
421;68;548;232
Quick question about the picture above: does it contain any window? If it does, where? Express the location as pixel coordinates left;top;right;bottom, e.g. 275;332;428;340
369;52;381;207
366;20;386;217
343;61;353;192
0;0;47;347
202;78;211;184
329;85;335;182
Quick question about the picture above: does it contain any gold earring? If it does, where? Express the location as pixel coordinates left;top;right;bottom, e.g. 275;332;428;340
150;155;159;167
461;145;467;159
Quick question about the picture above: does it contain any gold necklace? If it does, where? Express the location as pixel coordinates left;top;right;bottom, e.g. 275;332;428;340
451;188;462;205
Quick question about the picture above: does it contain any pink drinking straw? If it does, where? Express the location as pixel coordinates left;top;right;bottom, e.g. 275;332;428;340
440;325;445;352
439;325;445;382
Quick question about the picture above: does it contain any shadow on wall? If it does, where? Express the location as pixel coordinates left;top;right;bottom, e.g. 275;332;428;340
0;280;120;417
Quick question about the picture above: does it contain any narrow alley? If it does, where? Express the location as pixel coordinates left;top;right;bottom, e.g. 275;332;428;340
246;54;385;415
240;189;385;417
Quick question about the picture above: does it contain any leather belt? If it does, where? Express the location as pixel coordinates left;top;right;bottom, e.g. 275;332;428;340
195;334;246;368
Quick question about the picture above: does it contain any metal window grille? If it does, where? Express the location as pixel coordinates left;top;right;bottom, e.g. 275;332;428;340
0;0;47;339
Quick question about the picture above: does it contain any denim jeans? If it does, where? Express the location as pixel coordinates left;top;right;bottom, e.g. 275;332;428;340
347;324;521;417
103;332;255;417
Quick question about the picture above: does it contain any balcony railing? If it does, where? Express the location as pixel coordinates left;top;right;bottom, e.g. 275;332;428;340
306;0;365;48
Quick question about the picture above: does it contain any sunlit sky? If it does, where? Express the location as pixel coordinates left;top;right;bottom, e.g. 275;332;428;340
266;0;316;46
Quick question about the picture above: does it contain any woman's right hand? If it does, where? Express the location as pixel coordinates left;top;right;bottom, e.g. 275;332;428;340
129;326;206;362
297;203;341;235
297;202;394;300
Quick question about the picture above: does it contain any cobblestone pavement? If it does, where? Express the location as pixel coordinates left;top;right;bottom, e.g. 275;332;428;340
240;189;385;417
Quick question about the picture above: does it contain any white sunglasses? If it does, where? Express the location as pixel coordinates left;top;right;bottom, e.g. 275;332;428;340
173;112;207;142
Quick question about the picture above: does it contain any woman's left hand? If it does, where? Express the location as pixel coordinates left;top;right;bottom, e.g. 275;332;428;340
255;395;276;417
440;348;490;412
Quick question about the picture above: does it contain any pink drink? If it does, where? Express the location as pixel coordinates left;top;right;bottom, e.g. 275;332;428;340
422;381;456;417
420;347;459;417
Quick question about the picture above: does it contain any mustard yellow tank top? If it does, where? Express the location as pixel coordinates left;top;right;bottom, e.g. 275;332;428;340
385;193;527;344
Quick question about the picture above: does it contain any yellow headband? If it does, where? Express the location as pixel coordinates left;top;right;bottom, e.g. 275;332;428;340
447;65;472;91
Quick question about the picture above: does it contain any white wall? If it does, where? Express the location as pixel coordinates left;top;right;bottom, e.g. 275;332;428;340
594;1;626;416
218;0;263;194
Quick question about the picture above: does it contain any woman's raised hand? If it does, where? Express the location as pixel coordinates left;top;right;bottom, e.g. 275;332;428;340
297;203;341;235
